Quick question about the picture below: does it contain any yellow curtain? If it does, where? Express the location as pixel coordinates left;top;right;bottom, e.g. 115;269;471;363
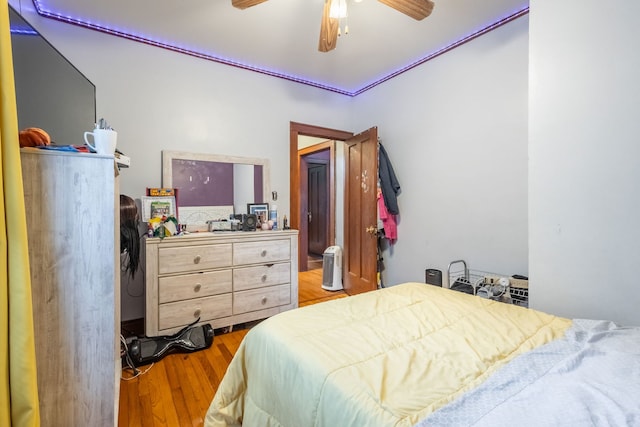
0;3;40;426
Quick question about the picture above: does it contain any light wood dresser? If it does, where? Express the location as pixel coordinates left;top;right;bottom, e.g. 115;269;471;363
145;230;299;336
20;148;120;426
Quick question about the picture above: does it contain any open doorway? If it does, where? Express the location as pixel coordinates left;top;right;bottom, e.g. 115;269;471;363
301;145;331;270
290;122;379;296
290;123;352;272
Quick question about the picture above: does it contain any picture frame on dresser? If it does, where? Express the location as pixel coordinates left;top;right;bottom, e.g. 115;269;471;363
141;196;177;221
247;203;268;223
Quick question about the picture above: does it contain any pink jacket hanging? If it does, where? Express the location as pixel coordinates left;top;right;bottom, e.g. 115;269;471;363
378;188;397;243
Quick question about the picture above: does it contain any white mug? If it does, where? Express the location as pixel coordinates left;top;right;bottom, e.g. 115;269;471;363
84;129;117;155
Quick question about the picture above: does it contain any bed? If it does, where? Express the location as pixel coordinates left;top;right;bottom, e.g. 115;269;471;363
204;282;640;426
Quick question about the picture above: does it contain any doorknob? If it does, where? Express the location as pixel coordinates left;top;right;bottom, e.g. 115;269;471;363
308;211;312;223
365;226;377;235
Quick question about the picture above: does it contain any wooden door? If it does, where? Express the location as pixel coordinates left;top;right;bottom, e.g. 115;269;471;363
343;127;379;295
308;163;329;255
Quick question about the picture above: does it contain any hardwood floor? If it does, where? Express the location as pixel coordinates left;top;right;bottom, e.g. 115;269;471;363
118;268;345;427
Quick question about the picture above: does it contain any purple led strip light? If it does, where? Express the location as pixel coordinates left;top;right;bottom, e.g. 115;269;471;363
354;6;529;96
31;0;528;97
11;28;39;36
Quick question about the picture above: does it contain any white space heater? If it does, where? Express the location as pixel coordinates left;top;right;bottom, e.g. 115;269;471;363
322;246;343;291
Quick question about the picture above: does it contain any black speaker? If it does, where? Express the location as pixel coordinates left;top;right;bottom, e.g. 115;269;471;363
244;214;257;231
425;269;442;287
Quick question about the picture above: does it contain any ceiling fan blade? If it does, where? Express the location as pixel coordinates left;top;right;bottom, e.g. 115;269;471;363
232;0;268;10
378;0;435;20
318;0;339;52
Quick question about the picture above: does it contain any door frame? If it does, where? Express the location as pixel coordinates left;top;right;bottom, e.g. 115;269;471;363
290;122;353;272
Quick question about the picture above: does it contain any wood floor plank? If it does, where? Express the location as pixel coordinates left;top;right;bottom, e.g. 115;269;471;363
201;343;225;389
118;269;345;426
138;394;154;427
192;351;217;395
171;354;205;425
183;353;216;415
117;377;134;426
163;357;193;427
149;363;180;427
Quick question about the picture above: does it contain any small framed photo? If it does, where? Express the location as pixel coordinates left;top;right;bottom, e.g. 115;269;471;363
247;203;269;223
141;196;177;221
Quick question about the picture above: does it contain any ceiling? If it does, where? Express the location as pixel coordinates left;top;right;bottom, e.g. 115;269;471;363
30;0;529;96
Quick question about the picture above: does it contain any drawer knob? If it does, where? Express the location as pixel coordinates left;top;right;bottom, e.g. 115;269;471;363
194;284;202;292
194;309;201;318
261;250;267;257
193;255;201;264
261;297;267;305
261;274;267;282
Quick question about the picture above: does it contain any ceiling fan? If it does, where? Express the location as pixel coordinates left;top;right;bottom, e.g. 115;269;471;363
231;0;435;52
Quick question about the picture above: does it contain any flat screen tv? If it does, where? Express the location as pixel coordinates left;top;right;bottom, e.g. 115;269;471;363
9;6;96;146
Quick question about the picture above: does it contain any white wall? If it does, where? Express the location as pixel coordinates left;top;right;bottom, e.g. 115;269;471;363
529;1;640;326
354;17;529;287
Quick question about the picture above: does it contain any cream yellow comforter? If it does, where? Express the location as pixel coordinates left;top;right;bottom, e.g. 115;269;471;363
205;282;570;427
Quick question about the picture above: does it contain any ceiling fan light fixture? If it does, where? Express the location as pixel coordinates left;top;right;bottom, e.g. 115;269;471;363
329;0;348;19
230;0;434;53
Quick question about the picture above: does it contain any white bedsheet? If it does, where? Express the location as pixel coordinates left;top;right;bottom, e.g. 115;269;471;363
416;319;640;426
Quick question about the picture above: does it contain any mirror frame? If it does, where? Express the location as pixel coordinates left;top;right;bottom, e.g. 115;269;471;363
162;150;271;227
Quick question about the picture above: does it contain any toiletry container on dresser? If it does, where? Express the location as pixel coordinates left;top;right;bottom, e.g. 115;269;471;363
144;230;299;336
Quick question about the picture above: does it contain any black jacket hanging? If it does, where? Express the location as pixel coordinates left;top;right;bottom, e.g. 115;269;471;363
378;142;401;215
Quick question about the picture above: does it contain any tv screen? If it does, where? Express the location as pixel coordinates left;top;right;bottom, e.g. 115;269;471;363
9;6;96;146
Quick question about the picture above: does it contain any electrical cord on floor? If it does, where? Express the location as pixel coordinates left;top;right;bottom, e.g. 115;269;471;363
121;363;154;381
120;334;154;380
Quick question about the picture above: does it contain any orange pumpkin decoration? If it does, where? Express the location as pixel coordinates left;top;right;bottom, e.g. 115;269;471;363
19;127;51;148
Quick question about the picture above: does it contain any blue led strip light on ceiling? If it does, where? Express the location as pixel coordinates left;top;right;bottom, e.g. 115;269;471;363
31;1;529;97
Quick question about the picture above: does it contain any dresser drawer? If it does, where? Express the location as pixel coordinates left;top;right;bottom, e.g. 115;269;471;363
158;243;232;274
233;263;291;292
233;284;290;315
159;270;232;304
158;294;232;330
233;239;290;265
